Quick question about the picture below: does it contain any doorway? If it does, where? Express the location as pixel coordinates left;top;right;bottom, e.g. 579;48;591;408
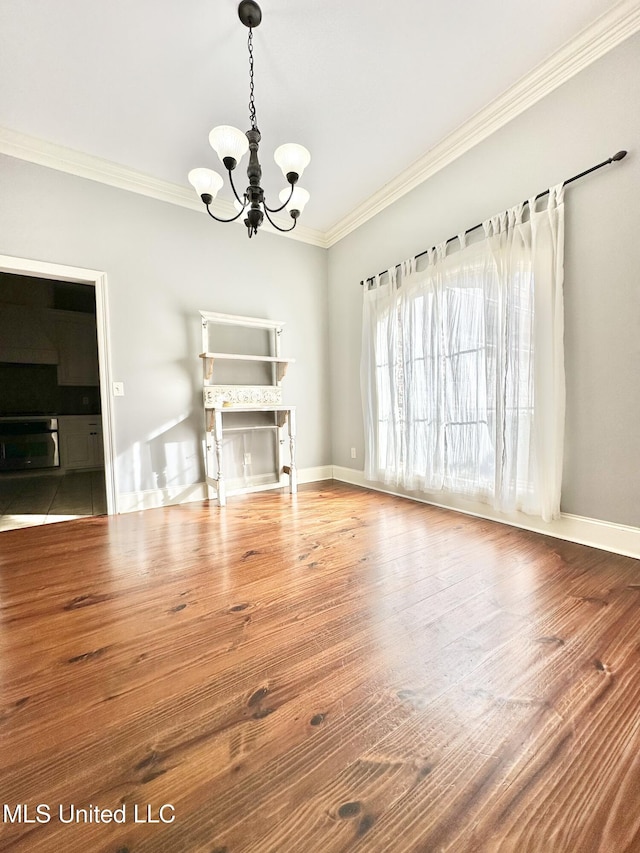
0;254;116;530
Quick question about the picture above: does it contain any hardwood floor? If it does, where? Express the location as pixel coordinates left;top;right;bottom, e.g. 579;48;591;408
0;481;639;852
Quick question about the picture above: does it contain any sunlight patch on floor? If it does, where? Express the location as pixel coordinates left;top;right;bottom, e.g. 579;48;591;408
0;513;85;531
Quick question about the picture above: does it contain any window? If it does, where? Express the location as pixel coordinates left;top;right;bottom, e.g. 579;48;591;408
362;192;565;521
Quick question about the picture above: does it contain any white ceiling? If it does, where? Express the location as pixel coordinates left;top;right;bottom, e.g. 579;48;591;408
0;0;633;238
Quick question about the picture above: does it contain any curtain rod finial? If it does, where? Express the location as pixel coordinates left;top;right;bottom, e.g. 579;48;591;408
612;150;627;161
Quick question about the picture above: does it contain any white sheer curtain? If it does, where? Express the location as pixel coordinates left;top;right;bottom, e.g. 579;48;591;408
361;185;565;521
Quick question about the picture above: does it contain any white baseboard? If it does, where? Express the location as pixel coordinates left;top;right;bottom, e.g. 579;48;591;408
118;482;208;513
117;465;334;514
298;465;334;484
332;465;640;561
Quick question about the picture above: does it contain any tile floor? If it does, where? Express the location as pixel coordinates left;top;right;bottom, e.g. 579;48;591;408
0;470;107;532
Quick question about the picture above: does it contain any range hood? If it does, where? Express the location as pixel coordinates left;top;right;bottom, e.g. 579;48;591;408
0;303;59;364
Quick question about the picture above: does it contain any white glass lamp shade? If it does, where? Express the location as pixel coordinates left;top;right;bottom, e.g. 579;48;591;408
188;168;223;200
274;143;311;180
209;125;249;167
279;186;310;214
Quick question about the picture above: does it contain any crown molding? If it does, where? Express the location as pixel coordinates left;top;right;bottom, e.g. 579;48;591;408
0;126;329;249
1;0;638;252
324;0;640;247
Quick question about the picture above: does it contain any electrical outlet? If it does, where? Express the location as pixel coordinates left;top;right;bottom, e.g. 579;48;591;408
243;452;252;465
351;447;357;459
112;382;125;397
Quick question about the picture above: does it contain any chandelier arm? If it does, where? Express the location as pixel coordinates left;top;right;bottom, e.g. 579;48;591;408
263;183;294;214
262;206;297;233
227;169;248;207
205;203;247;224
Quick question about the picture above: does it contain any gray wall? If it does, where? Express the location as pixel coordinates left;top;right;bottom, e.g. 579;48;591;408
0;158;330;499
327;33;640;528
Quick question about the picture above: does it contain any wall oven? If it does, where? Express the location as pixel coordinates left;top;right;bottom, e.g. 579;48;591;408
0;417;60;471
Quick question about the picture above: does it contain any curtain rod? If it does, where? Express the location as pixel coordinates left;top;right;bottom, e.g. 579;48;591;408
360;150;628;286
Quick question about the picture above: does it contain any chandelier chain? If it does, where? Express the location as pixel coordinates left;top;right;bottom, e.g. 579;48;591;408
248;27;258;130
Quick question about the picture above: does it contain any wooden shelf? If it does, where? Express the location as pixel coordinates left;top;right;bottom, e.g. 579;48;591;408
199;352;295;364
220;425;281;433
206;405;296;413
200;352;294;382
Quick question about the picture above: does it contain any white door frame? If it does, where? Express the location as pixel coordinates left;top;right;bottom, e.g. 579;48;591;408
0;253;118;515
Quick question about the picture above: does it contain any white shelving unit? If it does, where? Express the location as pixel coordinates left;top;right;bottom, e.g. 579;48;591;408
199;311;297;507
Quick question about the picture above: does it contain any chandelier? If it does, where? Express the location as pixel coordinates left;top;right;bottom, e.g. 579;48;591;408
188;0;311;238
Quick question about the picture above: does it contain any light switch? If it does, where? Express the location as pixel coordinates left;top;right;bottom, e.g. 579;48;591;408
113;382;125;397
